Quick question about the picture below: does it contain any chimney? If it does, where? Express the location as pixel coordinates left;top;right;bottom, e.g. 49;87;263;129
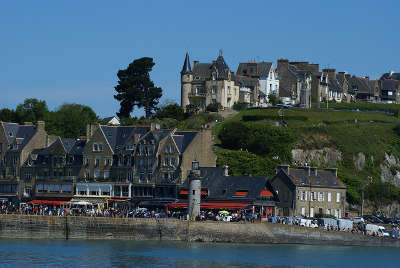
150;123;160;131
24;122;33;125
277;59;289;71
325;168;337;178
86;123;100;139
37;121;45;131
323;69;336;79
276;165;290;175
364;76;369;81
309;64;319;72
194;61;199;66
223;165;229;176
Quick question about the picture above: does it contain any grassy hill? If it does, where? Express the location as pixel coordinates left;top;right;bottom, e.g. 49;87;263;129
213;107;400;205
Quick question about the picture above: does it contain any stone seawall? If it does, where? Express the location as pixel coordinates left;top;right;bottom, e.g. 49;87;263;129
0;215;399;247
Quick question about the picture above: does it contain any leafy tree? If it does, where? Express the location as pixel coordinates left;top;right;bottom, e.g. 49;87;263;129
0;108;18;122
114;57;162;119
206;102;222;112
185;104;199;117
155;103;185;121
216;149;277;177
15;98;49;123
247;124;296;162
268;93;281;106
218;121;249;150
46;104;98;138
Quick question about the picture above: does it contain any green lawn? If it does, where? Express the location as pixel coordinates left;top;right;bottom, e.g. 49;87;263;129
213;107;400;204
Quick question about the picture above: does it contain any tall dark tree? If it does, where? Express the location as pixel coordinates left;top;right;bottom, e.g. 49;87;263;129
0;108;18;122
114;57;162;119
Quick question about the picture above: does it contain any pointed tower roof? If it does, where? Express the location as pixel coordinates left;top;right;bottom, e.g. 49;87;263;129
181;52;192;74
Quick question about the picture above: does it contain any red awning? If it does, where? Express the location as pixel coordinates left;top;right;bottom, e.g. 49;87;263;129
179;189;208;195
259;190;274;197
166;202;250;210
108;198;128;202
28;200;70;205
233;190;248;197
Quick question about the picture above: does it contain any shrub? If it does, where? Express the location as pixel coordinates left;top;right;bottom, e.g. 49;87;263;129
155;104;185;121
206;102;222;112
218;121;249;150
232;102;249;111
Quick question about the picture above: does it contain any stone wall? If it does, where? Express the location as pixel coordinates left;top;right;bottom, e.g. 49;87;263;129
0;215;399;247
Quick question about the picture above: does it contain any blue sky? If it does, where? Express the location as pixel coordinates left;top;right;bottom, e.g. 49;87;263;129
1;0;399;118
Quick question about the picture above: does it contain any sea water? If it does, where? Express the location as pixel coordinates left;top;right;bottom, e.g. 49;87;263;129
0;239;397;268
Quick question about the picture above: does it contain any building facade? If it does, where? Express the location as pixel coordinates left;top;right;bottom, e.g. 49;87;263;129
181;51;240;111
270;165;346;218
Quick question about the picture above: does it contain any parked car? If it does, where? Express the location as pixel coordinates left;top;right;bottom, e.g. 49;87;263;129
338;219;353;231
352;217;365;224
364;215;384;224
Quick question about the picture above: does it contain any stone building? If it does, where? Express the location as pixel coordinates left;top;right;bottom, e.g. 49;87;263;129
21;137;86;202
236;61;279;104
276;59;313;108
181;51;240;111
270;165;346;218
0;121;52;202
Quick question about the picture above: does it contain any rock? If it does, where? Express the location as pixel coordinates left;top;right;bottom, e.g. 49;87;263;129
353;152;366;171
380;153;400;187
291;148;342;166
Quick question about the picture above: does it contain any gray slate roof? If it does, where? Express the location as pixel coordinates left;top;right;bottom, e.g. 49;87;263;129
183;167;277;201
280;168;345;188
380;72;400;81
3;123;37;152
181;53;192;74
173;131;197;153
100;126;150;152
236;62;272;78
192;63;212;80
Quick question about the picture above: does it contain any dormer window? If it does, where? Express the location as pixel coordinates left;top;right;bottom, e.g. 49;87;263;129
125;144;134;151
9;132;13;137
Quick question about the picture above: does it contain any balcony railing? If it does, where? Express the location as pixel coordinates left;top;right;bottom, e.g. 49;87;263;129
188;92;207;98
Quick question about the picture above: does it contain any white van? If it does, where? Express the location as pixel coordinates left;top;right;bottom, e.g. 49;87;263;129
365;224;389;237
299;219;318;228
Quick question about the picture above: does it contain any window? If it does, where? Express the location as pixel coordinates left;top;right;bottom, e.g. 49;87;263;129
170;158;176;167
95;158;100;167
104;171;110;179
327;192;331;202
104;157;111;166
90;190;98;196
93;143;98;152
127;171;133;182
49;184;60;193
227;86;231;94
37;184;47;193
126;144;134;150
310;192;316;201
94;170;100;178
114;186;121;196
301;207;305;216
139;172;145;182
388;91;393;96
61;184;72;193
147;172;152;181
164;158;169;167
24;173;32;180
79;190;86;195
318;192;324;202
139;158;144;168
24;186;31;195
147;158;153;169
85;170;90;179
326;209;331;215
310;207;314;217
85;157;90;166
212;86;216;94
336;192;341;203
122;186;129;197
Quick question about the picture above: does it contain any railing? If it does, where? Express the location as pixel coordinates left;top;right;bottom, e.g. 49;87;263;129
188;92;207;97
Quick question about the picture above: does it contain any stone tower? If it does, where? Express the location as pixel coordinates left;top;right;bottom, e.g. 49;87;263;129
181;52;193;110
